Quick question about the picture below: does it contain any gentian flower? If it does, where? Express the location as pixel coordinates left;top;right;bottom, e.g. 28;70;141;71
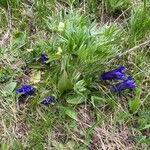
16;84;34;95
40;53;48;63
111;76;136;92
41;96;55;106
100;66;125;80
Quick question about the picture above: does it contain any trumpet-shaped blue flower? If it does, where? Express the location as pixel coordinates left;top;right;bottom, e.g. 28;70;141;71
40;53;48;62
41;96;55;106
100;66;125;80
16;84;34;95
111;76;136;92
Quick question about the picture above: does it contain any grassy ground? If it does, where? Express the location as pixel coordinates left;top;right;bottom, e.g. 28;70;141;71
0;0;150;149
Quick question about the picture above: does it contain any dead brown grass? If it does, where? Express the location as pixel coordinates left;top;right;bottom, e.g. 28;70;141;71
74;105;140;150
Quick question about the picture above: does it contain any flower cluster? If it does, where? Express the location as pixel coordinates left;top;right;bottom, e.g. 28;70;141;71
16;52;55;106
41;96;55;106
110;76;136;92
16;83;55;106
100;66;136;92
16;84;34;95
100;66;125;80
40;53;48;63
16;52;135;107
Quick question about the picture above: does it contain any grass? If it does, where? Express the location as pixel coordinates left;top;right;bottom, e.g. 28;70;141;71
0;0;150;149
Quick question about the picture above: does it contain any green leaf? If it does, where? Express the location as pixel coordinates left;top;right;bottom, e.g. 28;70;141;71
12;31;27;49
65;108;78;121
73;80;87;94
4;82;17;94
58;71;72;94
91;96;105;106
72;70;81;83
67;95;85;105
129;99;141;114
140;124;150;130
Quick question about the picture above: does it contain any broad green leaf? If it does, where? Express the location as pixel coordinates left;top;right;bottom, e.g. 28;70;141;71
12;31;27;49
65;108;78;121
129;99;141;114
91;96;104;102
58;71;72;94
91;96;105;106
66;95;85;105
4;82;17;93
30;70;41;84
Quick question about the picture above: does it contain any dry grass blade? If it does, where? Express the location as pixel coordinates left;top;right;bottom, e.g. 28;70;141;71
74;105;138;150
118;39;150;57
107;39;150;64
0;7;12;48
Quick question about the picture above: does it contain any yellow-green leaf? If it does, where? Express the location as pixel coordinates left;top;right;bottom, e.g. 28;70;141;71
65;108;78;121
4;82;17;93
58;71;72;94
30;70;41;84
129;99;141;114
58;22;65;32
67;95;85;105
52;140;65;149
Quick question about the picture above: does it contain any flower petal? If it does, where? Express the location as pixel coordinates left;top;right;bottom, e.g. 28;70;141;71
40;53;48;62
111;76;136;92
16;84;34;95
41;96;55;106
100;66;126;80
16;88;23;93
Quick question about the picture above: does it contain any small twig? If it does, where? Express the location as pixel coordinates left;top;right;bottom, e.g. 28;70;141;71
114;6;132;23
118;39;150;57
107;39;150;64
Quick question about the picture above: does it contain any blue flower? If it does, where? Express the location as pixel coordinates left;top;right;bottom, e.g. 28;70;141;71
100;66;126;80
40;53;48;62
111;76;136;92
41;96;55;106
16;84;34;95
